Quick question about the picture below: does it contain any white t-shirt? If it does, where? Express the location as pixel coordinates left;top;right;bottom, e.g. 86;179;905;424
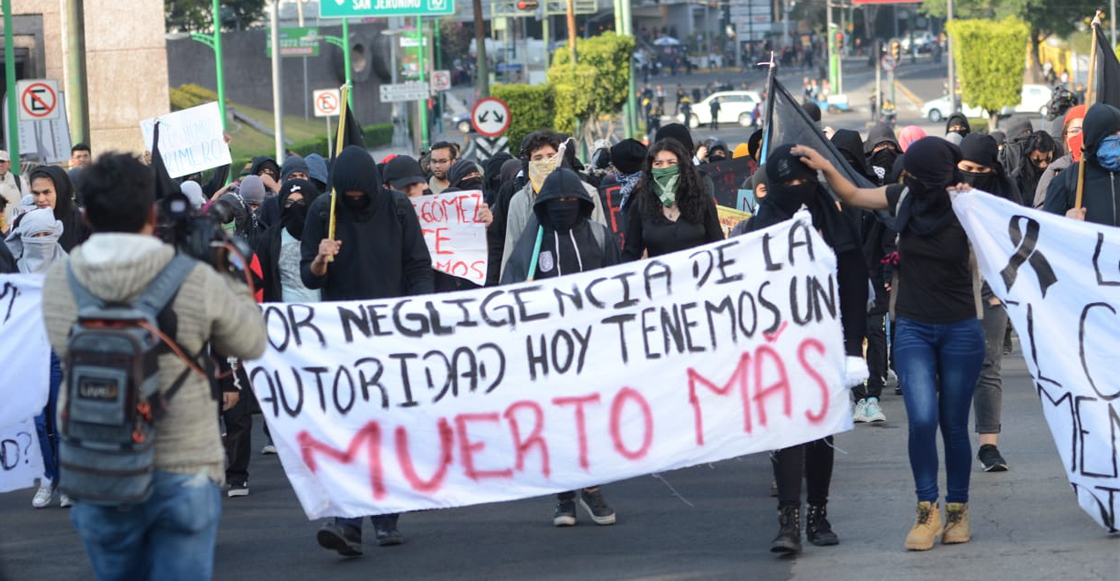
279;229;320;303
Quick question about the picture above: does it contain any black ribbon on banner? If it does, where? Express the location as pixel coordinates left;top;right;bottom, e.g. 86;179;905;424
1000;215;1058;298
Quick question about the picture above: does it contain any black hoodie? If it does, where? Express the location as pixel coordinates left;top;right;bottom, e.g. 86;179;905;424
945;112;971;136
1044;103;1120;225
863;123;901;185
300;145;434;300
255;179;319;302
959;133;1021;205
502;169;620;284
25;166;89;252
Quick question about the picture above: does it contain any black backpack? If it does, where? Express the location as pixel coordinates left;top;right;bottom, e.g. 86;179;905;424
59;255;202;506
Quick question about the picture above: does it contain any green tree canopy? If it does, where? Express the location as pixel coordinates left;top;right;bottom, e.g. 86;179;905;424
166;0;266;33
550;32;634;143
946;16;1029;128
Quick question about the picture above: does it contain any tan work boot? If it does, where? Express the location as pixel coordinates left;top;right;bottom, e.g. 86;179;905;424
904;501;943;551
943;502;971;544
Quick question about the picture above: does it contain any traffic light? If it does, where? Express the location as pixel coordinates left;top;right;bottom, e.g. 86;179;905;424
889;39;901;60
834;32;843;53
516;0;538;11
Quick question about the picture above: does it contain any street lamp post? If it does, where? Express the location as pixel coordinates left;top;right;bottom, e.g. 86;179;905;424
3;0;18;167
189;0;227;131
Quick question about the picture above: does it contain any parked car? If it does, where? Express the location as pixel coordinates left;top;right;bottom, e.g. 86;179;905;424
1010;84;1051;116
921;95;1014;123
678;90;763;128
901;31;938;54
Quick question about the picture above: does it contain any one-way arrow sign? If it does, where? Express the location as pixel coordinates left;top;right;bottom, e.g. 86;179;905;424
471;97;511;138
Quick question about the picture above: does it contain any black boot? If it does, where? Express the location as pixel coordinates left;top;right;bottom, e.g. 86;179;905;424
770;506;802;554
806;504;839;546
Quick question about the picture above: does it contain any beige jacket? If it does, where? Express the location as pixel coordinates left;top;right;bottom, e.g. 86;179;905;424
42;233;266;483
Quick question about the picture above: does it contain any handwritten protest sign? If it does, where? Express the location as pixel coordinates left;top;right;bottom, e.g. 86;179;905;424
700;156;756;208
596;183;627;247
953;191;1120;532
0;418;43;493
0;275;50;492
717;206;751;237
410;190;488;285
139;102;231;179
247;210;853;519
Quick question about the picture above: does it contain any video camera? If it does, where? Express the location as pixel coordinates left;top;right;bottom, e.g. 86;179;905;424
1045;85;1078;122
156;190;253;284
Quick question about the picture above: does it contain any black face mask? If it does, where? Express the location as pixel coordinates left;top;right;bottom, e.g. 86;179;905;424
546;199;582;231
342;193;372;212
961;169;997;192
769;182;817;215
457;177;484;191
282;200;308;239
869;148;898;170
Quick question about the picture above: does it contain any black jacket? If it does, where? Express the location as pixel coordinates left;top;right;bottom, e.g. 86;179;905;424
300;146;434;300
502;169;620;284
1044;104;1120;226
25;166;89;252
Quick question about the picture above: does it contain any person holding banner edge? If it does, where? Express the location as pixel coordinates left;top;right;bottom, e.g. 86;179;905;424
792;138;985;551
1043;103;1120;226
301;145;434;556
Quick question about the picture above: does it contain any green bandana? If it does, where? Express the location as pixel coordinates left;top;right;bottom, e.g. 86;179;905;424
651;165;680;207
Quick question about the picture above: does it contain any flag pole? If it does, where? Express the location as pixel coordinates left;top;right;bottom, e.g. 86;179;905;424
759;51;778;165
1076;11;1104;210
326;83;350;263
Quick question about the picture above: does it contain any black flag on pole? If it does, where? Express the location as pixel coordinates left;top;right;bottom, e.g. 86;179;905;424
150;121;181;202
333;100;366;162
762;74;876;189
1095;25;1120;109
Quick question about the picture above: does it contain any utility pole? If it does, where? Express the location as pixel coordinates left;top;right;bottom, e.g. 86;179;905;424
1112;0;1117;48
65;0;90;145
473;0;489;97
189;0;228;130
947;0;956;112
417;16;429;151
3;0;18;167
271;0;285;162
621;0;638;136
566;0;577;63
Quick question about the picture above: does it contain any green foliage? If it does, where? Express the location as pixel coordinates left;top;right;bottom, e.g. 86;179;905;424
922;0;1095;39
169;84;224;111
947;17;1029;123
165;0;266;33
491;84;555;153
550;33;634;120
547;63;597;135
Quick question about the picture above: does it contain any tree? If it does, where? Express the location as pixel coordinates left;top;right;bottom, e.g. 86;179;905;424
946;17;1029;129
922;0;1097;81
549;32;634;146
165;0;266;33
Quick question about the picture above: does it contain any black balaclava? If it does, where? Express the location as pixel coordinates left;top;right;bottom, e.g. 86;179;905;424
898;137;963;236
1081;103;1120;166
830;129;875;183
865;123;901;177
610;138;647;174
448;159;483;191
945;112;971;137
279;178;318;240
331;145;381;220
534;168;593;232
959;133;1001;193
765;146;819;215
484;153;513;193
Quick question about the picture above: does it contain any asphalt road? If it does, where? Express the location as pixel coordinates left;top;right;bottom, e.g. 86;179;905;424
2;349;1116;581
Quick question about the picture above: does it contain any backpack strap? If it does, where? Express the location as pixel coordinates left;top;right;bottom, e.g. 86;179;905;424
132;255;197;319
67;263;108;313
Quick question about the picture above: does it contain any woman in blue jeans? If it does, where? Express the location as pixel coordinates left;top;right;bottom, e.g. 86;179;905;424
792;137;985;551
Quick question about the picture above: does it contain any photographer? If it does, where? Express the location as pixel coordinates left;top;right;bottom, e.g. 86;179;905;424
39;153;266;580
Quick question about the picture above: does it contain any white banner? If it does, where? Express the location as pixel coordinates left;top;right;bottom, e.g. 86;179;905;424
411;190;488;285
140;102;232;179
0;275;50;492
248;211;853;519
0;418;44;493
953;190;1120;533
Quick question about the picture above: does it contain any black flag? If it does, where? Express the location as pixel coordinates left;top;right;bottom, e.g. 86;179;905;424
1095;25;1120;109
333;100;366;162
762;74;876;189
150;121;181;202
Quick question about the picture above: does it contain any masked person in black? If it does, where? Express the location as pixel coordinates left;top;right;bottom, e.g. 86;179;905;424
945;113;971;137
794;137;985;551
864;123;902;185
256;179;321;303
743;146;868;555
1044;103;1120;226
958;133;1021;205
502;168;621;527
443;159;484;193
483;152;513;204
302;146;434;557
622;138;723;261
26;166;90;252
1011;131;1057;207
831;130;877;185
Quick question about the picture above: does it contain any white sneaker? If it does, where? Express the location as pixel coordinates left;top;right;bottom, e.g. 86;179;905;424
32;480;54;508
59;493;73;508
852;399;869;423
864;398;886;423
261;443;277;455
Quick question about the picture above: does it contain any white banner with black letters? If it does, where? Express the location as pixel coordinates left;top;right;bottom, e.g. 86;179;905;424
953;190;1120;532
0;275;50;492
248;210;854;519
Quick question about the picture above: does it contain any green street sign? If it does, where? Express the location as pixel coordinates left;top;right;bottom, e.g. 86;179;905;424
320;0;455;18
266;27;321;58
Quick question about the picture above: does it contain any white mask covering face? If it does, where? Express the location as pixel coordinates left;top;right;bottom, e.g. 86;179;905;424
5;207;66;274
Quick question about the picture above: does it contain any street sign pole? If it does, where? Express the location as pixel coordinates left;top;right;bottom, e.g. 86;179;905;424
189;0;227;133
3;0;18;168
326;115;333;155
417;17;429;151
343;18;353;107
